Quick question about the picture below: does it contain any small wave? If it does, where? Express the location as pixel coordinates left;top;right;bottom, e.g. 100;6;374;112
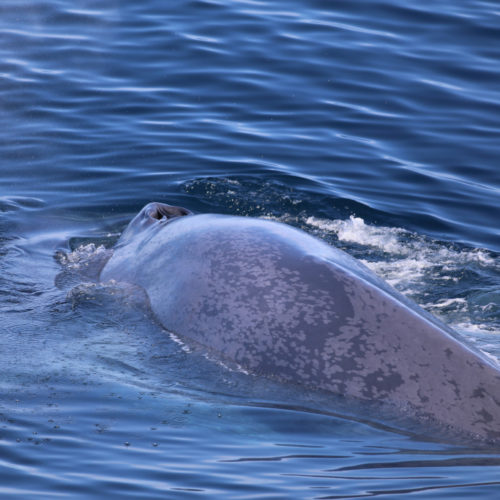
56;243;110;271
183;176;310;216
0;196;45;213
55;244;112;284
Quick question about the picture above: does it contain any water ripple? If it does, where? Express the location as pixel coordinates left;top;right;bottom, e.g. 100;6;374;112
1;0;500;497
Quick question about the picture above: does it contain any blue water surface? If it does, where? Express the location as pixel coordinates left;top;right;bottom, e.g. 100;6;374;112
1;0;500;498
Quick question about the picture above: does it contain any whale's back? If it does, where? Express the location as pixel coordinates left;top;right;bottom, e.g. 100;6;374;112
101;213;500;441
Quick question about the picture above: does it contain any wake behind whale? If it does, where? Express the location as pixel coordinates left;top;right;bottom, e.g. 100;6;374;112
98;202;500;442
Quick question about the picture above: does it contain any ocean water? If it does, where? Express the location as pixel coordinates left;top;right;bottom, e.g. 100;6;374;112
1;0;500;497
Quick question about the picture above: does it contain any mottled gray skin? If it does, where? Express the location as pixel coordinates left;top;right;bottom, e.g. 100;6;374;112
101;202;500;441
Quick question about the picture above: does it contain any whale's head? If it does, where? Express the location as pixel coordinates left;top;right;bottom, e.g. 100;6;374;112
117;202;192;247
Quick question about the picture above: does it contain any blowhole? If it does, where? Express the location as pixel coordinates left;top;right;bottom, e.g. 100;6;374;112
148;203;192;221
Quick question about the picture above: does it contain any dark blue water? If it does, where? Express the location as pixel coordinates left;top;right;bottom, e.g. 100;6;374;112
1;0;500;497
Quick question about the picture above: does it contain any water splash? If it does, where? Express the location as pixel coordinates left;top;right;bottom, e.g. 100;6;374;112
55;243;112;284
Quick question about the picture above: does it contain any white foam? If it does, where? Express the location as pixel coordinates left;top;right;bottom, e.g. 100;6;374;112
423;297;468;310
455;322;498;335
168;331;192;353
306;216;405;254
480;349;500;366
57;243;109;270
305;215;497;280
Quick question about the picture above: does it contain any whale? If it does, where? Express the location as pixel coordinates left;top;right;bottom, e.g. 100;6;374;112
100;202;500;441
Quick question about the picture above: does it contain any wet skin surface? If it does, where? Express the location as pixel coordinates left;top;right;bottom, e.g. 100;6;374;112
101;203;500;441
